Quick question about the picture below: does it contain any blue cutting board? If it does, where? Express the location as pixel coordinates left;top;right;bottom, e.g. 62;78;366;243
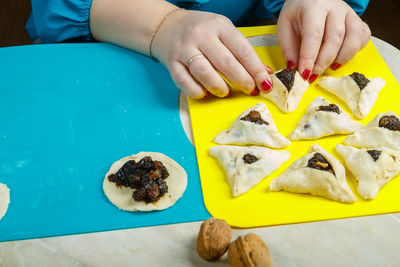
0;43;210;242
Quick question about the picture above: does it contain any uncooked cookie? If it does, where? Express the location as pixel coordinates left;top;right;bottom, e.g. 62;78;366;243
103;152;187;212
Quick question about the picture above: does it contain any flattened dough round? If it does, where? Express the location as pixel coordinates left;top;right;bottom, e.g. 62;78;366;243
103;152;187;212
0;183;10;221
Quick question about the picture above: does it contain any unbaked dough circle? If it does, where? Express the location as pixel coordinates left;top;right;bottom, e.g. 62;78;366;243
0;183;10;221
103;152;187;212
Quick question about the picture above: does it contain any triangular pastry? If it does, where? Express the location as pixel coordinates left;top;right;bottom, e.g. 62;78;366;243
336;144;400;200
289;96;363;140
318;72;385;119
209;145;291;197
214;103;290;148
260;69;309;113
343;112;400;150
270;144;356;203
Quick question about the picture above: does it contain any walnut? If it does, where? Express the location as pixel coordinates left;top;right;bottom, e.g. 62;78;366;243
228;233;271;267
196;217;232;261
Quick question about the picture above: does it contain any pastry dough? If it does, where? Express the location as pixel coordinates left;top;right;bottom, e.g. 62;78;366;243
318;72;385;119
103;152;187;212
0;183;10;221
270;144;356;203
260;69;309;113
209;145;291;197
289;96;363;140
336;144;400;200
343;111;400;150
214;103;290;148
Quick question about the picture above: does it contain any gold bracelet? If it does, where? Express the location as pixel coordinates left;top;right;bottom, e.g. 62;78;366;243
149;7;182;62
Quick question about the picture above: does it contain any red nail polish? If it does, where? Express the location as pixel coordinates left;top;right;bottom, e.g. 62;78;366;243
309;74;318;83
330;63;342;71
261;79;272;92
302;69;311;80
264;65;273;73
204;91;210;98
224;89;232;98
287;60;295;69
250;88;260;96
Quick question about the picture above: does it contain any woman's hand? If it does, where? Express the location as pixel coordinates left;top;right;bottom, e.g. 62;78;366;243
152;10;273;99
277;0;371;82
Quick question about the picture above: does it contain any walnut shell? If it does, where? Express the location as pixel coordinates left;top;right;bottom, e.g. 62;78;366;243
228;233;271;267
196;217;232;261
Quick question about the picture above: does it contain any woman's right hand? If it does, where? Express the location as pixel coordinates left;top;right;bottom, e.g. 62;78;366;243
152;9;273;99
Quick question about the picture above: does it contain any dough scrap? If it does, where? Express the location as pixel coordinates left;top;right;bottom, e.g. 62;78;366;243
103;152;187;212
209;145;291;197
0;183;10;221
260;69;309;113
336;144;400;199
318;73;385;119
270;144;356;203
343;111;400;150
214;103;290;148
289;96;363;140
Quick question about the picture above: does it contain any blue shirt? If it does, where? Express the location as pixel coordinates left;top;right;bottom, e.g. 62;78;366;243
26;0;370;43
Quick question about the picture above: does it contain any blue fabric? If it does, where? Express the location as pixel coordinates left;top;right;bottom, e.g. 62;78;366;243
27;0;369;43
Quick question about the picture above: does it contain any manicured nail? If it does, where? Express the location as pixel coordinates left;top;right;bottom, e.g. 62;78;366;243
224;89;231;98
330;63;342;71
250;88;260;96
264;65;274;74
302;69;311;80
261;79;272;92
309;74;318;83
287;60;295;69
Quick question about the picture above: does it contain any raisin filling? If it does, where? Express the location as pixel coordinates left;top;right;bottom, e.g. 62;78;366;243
379;115;400;131
243;154;258;164
240;110;269;125
367;150;382;161
307;153;335;175
108;156;169;203
317;104;340;114
276;68;296;92
349;72;369;90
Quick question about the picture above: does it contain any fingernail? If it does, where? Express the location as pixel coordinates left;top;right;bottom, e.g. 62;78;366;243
302;69;311;80
224;89;231;98
204;91;210;98
250;88;260;96
264;65;274;73
287;60;295;69
330;63;342;71
261;79;272;92
309;74;318;83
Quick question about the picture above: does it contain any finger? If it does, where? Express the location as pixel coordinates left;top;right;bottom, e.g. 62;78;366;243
184;52;230;98
169;60;207;99
219;27;272;94
332;13;367;68
361;21;371;49
298;8;327;80
311;10;346;80
200;37;256;95
277;15;300;69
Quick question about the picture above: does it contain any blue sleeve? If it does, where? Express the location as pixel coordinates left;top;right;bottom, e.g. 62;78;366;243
28;0;93;43
262;0;369;18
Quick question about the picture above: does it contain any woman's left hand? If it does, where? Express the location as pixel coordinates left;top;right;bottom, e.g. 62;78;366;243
277;0;371;83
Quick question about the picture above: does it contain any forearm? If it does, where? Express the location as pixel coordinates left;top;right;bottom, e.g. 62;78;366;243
89;0;177;56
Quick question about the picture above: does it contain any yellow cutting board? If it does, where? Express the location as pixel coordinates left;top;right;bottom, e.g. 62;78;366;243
188;25;400;228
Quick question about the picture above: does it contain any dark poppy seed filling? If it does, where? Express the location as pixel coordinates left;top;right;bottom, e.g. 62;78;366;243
276;68;296;92
307;153;335;175
317;104;341;114
379;115;400;131
108;156;169;203
243;154;258;164
349;72;369;90
240;110;269;125
367;150;382;161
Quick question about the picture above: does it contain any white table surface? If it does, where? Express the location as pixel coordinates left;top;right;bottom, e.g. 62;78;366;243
1;36;400;267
